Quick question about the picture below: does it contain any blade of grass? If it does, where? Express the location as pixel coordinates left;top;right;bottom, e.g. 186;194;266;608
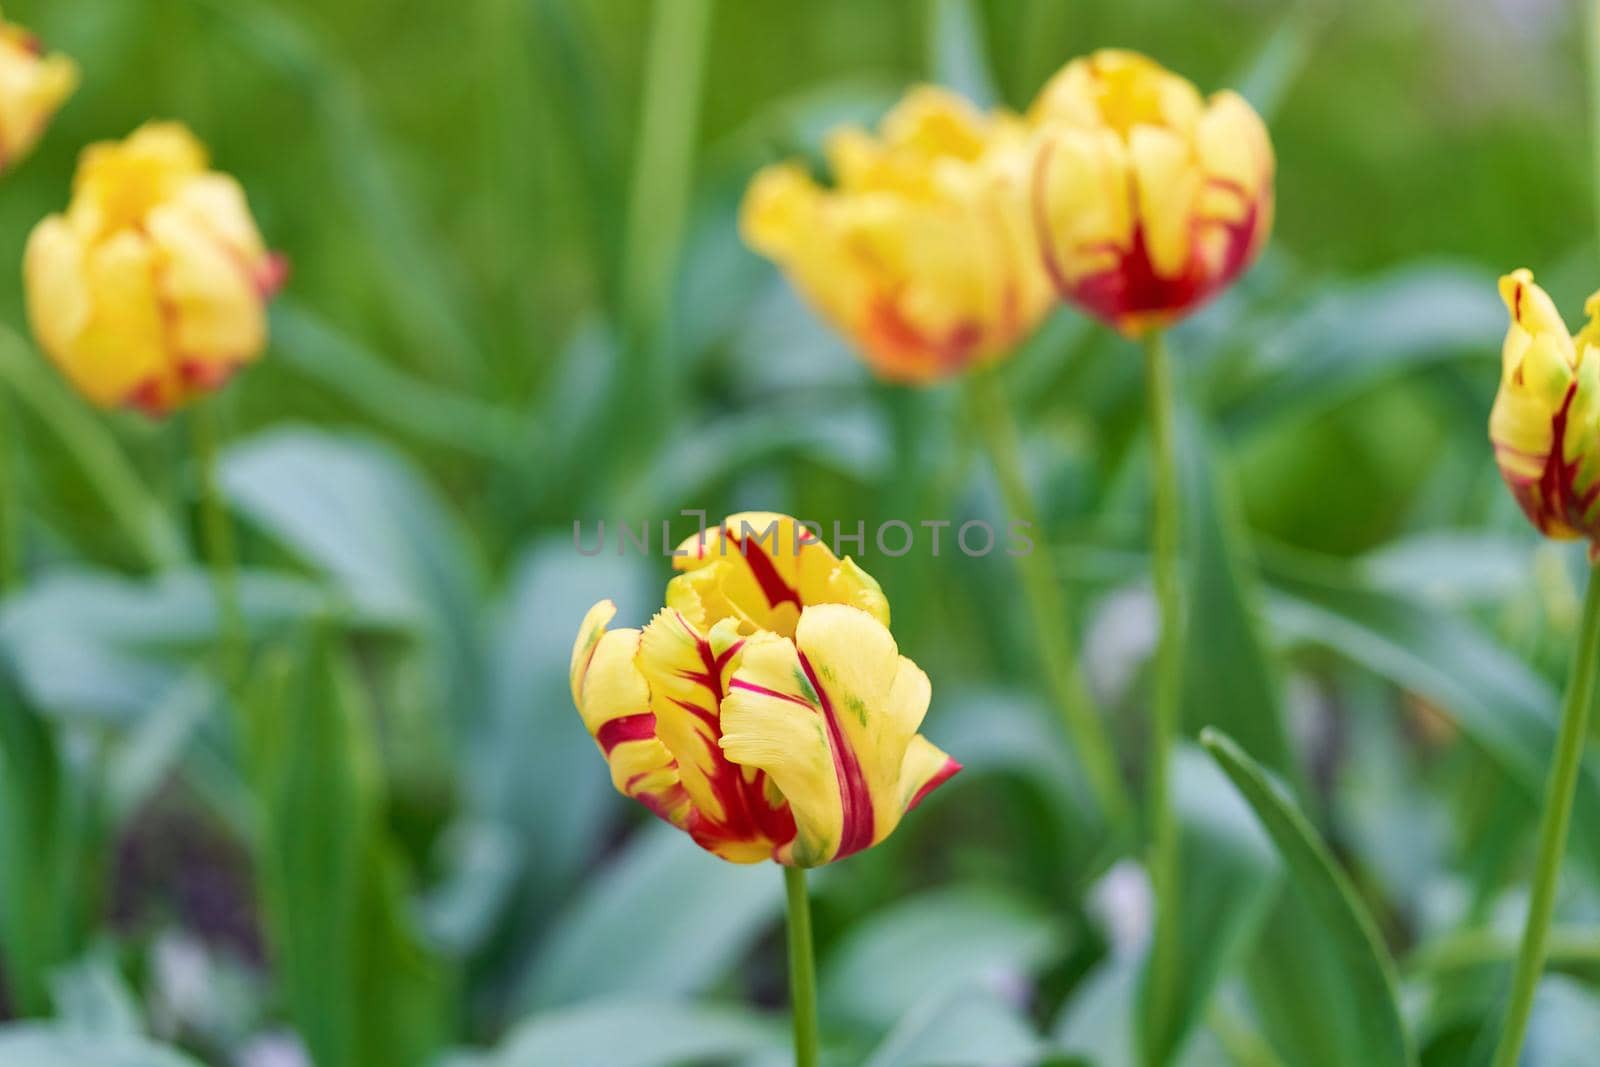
0;326;184;571
614;0;714;460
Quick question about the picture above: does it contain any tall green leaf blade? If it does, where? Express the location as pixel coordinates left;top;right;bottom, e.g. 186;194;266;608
1263;560;1600;882
1202;730;1413;1067
246;634;447;1067
0;660;83;1016
1141;745;1281;1067
1177;413;1296;777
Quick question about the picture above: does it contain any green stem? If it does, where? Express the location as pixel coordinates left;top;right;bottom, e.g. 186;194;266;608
1142;328;1184;1065
1489;564;1600;1067
190;402;245;683
968;367;1131;832
783;865;819;1067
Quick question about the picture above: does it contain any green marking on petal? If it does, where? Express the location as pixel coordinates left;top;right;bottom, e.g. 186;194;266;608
794;666;819;704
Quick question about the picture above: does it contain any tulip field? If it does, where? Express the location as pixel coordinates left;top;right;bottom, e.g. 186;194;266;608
5;0;1600;1065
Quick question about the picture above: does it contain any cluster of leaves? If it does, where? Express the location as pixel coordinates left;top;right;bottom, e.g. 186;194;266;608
0;0;1596;1065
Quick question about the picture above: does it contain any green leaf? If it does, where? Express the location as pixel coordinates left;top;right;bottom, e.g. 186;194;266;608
1201;730;1412;1067
486;998;783;1067
245;632;447;1067
0;568;343;721
820;886;1069;1031
0;325;185;571
269;302;523;460
221;428;485;740
1141;745;1282;1067
1524;976;1600;1066
0;661;87;1016
863;986;1045;1067
49;950;143;1038
519;823;782;1011
1263;559;1600;882
1176;413;1296;777
1220;265;1501;438
0;1027;204;1067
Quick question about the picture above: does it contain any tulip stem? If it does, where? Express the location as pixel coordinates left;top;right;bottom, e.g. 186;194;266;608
783;865;820;1067
1489;562;1600;1067
1142;328;1185;1065
190;402;245;684
968;367;1131;833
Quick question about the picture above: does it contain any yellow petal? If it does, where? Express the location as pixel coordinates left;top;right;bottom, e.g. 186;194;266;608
569;600;692;828
0;26;75;167
1129;124;1199;280
669;513;888;637
720;604;955;867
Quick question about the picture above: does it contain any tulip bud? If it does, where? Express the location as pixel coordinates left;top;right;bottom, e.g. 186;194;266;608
1030;50;1274;336
24;122;286;416
571;513;960;866
1490;269;1600;545
0;15;76;172
741;87;1052;383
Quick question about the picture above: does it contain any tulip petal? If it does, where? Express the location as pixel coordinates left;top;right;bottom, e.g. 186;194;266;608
669;513;888;637
638;610;794;863
721;604;949;867
570;601;691;828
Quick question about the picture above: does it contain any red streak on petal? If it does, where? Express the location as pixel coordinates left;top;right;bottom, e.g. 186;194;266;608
257;252;290;299
728;678;812;707
596;712;658;755
862;298;984;381
179;358;242;391
1034;136;1269;332
797;649;875;861
123;377;171;418
1504;381;1594;539
674;611;796;857
907;756;962;811
729;532;802;612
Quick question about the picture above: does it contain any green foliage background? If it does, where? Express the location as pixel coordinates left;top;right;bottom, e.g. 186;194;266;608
0;0;1594;1065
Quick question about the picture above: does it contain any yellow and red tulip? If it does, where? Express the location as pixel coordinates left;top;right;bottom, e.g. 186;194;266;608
0;13;75;172
1490;269;1600;546
1029;49;1274;336
741;87;1052;384
570;513;961;866
24;121;286;416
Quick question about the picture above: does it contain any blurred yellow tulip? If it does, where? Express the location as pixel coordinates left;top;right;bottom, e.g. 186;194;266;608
1030;49;1273;336
1491;269;1600;546
570;513;960;866
741;87;1052;383
24;122;286;416
0;14;75;172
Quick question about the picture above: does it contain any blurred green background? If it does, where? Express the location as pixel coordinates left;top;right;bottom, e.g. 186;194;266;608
0;1;1597;1065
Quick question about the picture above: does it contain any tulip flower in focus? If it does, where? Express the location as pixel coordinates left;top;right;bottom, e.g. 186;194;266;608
741;87;1052;383
1490;269;1600;547
1030;49;1274;336
570;513;961;867
0;13;76;171
24;122;286;416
